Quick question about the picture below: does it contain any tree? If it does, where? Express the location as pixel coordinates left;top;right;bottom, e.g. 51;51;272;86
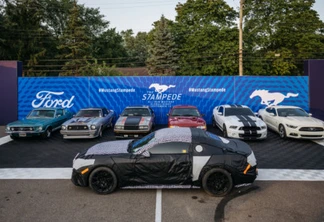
146;15;179;75
174;0;238;76
243;0;324;75
57;1;92;76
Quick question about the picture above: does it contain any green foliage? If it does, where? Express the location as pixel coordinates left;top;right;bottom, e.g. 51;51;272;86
243;0;324;75
57;2;92;76
80;60;123;76
146;15;179;75
174;0;238;76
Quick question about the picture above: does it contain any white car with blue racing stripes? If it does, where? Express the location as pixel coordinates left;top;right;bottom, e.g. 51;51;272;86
212;105;267;140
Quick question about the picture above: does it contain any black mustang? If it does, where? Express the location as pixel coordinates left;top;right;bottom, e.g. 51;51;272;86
72;127;257;196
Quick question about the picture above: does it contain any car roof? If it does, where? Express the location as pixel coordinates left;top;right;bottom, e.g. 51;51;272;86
270;105;302;109
33;107;63;110
80;107;105;110
222;104;249;108
172;105;198;109
125;106;151;109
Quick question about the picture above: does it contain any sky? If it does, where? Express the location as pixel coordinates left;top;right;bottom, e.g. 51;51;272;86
78;0;324;33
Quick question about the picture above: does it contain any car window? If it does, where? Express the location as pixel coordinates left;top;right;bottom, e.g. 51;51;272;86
130;132;155;152
218;107;224;115
171;108;200;117
224;107;254;116
277;108;308;117
122;108;151;116
265;107;277;116
103;108;108;116
149;142;190;154
56;109;63;117
76;109;100;117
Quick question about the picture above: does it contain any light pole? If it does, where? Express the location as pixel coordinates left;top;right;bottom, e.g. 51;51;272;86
239;0;244;76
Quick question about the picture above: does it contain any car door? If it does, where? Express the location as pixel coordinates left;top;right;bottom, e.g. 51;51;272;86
101;108;110;128
52;109;66;128
215;106;225;130
133;142;192;185
263;107;278;131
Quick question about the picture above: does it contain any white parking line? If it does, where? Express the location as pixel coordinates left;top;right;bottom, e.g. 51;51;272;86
313;139;324;146
155;189;162;222
1;168;324;181
0;136;12;146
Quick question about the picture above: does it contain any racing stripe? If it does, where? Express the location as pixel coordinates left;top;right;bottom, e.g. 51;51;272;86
124;116;142;126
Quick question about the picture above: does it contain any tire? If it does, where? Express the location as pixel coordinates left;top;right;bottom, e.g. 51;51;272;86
98;126;103;138
89;167;118;194
212;117;216;128
10;135;17;140
278;124;286;139
41;127;52;139
202;168;233;197
223;124;228;138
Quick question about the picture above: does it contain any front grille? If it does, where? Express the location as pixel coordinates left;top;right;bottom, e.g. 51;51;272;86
68;125;89;130
124;126;139;130
11;127;34;131
239;133;261;138
239;126;261;131
299;127;324;132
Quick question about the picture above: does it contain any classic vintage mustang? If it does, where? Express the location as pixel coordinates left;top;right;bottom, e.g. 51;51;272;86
258;105;324;139
114;106;155;139
71;127;257;196
167;105;206;130
6;107;73;139
60;107;115;139
213;105;267;140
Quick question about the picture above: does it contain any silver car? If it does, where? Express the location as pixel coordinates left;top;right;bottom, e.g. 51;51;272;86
60;108;115;139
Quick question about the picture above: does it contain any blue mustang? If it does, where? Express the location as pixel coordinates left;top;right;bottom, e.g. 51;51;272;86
6;107;73;139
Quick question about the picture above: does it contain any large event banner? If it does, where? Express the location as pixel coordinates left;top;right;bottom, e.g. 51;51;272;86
18;76;308;124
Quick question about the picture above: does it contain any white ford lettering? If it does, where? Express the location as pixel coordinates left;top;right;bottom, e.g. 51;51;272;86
32;91;75;108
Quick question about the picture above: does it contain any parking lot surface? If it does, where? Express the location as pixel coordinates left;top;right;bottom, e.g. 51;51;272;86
1;125;324;222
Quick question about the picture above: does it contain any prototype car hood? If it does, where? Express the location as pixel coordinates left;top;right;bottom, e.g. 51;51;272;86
116;116;152;126
7;118;53;127
225;115;264;126
224;139;252;156
169;116;206;127
64;117;99;125
282;116;324;126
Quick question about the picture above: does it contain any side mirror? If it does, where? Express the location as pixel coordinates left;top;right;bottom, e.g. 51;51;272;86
141;150;150;158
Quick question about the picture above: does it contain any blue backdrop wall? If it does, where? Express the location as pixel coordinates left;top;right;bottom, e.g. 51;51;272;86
18;76;308;124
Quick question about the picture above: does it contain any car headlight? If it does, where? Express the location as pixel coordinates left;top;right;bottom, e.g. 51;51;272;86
115;125;124;130
286;124;298;129
229;126;238;129
6;126;10;131
61;125;66;130
139;126;149;130
197;125;206;129
90;125;96;130
38;126;43;131
247;151;257;167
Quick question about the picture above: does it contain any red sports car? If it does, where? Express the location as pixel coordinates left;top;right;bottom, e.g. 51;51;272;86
167;105;206;130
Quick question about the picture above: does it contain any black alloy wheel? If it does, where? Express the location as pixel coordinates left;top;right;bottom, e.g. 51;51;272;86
89;167;117;194
202;168;233;197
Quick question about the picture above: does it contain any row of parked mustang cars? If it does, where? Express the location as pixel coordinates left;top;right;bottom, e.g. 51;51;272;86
4;104;324;197
5;104;324;140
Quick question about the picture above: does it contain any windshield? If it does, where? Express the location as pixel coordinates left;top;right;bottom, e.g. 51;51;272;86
27;109;55;118
121;108;150;116
76;109;101;117
225;107;254;116
171;108;200;117
277;108;308;117
128;132;155;153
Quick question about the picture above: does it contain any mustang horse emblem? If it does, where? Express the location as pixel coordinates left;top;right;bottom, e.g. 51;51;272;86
149;83;175;94
249;89;299;106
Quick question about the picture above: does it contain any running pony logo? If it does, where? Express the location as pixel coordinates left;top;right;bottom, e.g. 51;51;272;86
149;83;175;94
249;89;299;106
